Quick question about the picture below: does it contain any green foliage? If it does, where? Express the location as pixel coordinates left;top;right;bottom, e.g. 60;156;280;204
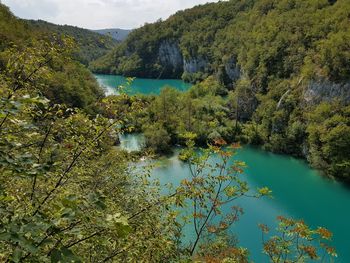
173;138;271;259
89;0;350;179
91;0;253;78
0;2;341;262
93;0;350;85
27;20;117;66
115;78;238;153
194;232;249;262
43;61;104;113
260;216;337;262
0;60;337;263
0;26;179;262
0;4;104;113
144;122;172;154
307;102;350;179
227;78;257;123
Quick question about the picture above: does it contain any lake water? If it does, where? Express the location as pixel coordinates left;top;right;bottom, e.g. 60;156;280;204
121;135;350;262
94;74;192;95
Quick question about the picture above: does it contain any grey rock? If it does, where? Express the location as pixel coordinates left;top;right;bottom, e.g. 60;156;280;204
224;57;241;81
304;80;350;105
184;57;208;73
158;41;183;70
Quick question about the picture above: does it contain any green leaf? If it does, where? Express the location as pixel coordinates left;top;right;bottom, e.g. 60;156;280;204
12;248;22;263
51;249;62;263
258;187;272;196
20;238;38;254
0;232;11;241
224;186;238;197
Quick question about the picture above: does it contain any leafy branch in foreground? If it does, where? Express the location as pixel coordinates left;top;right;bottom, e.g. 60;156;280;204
0;12;339;261
259;216;337;263
175;133;272;260
0;37;178;263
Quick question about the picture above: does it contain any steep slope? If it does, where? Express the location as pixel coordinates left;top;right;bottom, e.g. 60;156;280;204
91;0;350;179
0;4;104;112
90;0;245;78
93;28;131;41
27;19;118;66
91;0;350;86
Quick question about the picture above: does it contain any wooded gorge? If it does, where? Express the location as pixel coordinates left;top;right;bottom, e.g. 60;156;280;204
27;20;118;66
92;0;350;180
0;0;348;262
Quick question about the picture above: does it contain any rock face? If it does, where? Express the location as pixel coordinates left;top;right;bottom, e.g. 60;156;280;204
224;57;241;81
157;42;240;80
158;41;183;71
184;57;209;73
157;41;211;77
304;80;350;105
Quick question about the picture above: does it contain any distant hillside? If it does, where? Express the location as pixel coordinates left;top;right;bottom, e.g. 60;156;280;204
93;28;131;42
0;4;104;112
27;20;118;65
91;0;350;85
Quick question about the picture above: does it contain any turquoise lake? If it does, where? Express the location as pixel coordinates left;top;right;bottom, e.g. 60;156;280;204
94;74;192;95
120;135;350;262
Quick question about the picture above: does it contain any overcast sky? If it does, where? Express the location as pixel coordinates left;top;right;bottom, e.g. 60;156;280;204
3;0;220;29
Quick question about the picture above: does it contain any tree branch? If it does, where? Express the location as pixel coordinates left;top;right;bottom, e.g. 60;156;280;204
30;124;53;203
32;120;118;216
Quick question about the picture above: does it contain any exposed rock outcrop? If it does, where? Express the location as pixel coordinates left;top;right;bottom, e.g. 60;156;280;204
184;57;209;73
224;57;241;81
304;80;350;105
158;41;183;71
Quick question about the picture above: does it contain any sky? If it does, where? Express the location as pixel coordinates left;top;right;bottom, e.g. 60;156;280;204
3;0;220;30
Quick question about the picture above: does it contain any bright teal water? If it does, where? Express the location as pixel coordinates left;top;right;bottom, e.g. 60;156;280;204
122;135;350;262
94;74;192;95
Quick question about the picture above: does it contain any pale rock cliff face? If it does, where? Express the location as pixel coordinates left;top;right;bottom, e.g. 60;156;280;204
183;57;209;73
158;41;240;79
158;41;183;71
157;41;211;77
304;80;350;105
224;57;241;81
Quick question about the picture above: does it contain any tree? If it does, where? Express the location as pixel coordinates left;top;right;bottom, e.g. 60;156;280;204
228;78;257;136
0;36;178;263
307;102;350;180
143;122;172;154
260;216;337;262
175;134;272;258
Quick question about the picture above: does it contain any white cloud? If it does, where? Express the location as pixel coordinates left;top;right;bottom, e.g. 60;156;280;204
2;0;220;29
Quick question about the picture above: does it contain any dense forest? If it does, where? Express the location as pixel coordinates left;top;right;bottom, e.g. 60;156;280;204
91;0;350;180
0;5;106;112
93;28;131;42
0;1;344;262
27;20;118;66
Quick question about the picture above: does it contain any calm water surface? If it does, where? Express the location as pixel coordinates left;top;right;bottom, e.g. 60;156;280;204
121;135;350;262
95;74;192;95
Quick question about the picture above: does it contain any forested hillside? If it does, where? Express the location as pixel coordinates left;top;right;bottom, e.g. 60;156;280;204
0;4;178;261
27;20;117;66
0;2;341;262
91;0;350;180
0;5;104;112
93;28;131;41
91;0;350;83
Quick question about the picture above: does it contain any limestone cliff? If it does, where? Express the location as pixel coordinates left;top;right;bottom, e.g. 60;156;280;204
304;80;350;105
224;57;241;82
183;57;209;74
158;41;183;72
